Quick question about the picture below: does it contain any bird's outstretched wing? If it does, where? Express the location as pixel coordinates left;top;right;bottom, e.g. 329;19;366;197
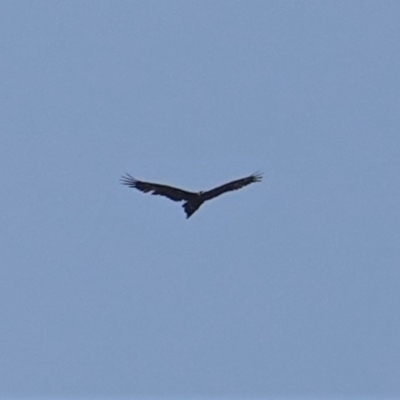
120;173;196;202
201;172;263;201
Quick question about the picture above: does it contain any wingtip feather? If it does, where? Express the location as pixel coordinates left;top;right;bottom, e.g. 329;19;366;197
120;173;137;187
251;171;263;182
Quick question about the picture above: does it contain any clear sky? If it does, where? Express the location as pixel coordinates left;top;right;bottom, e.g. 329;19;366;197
1;1;400;398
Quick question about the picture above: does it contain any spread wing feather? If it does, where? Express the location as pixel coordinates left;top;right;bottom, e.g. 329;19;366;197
201;172;262;201
120;173;195;202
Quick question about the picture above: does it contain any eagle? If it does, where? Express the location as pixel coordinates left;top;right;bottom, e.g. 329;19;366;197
120;172;262;218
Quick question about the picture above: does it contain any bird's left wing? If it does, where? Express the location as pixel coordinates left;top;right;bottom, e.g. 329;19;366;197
120;174;195;201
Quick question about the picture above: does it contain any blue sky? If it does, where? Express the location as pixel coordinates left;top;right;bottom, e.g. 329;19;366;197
1;1;400;398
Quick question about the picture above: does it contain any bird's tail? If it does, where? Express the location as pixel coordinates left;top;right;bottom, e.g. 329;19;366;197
183;201;202;218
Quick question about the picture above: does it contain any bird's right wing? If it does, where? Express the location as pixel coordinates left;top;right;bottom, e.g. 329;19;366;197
201;172;263;201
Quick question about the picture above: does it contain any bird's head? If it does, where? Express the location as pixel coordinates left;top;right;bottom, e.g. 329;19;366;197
197;191;204;196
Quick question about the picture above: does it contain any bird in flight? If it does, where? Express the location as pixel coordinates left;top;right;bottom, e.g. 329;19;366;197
120;172;262;218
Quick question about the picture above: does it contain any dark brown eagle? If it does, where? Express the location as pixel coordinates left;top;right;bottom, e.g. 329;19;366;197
120;172;262;218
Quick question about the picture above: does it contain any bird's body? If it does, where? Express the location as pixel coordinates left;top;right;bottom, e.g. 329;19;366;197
121;172;262;218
